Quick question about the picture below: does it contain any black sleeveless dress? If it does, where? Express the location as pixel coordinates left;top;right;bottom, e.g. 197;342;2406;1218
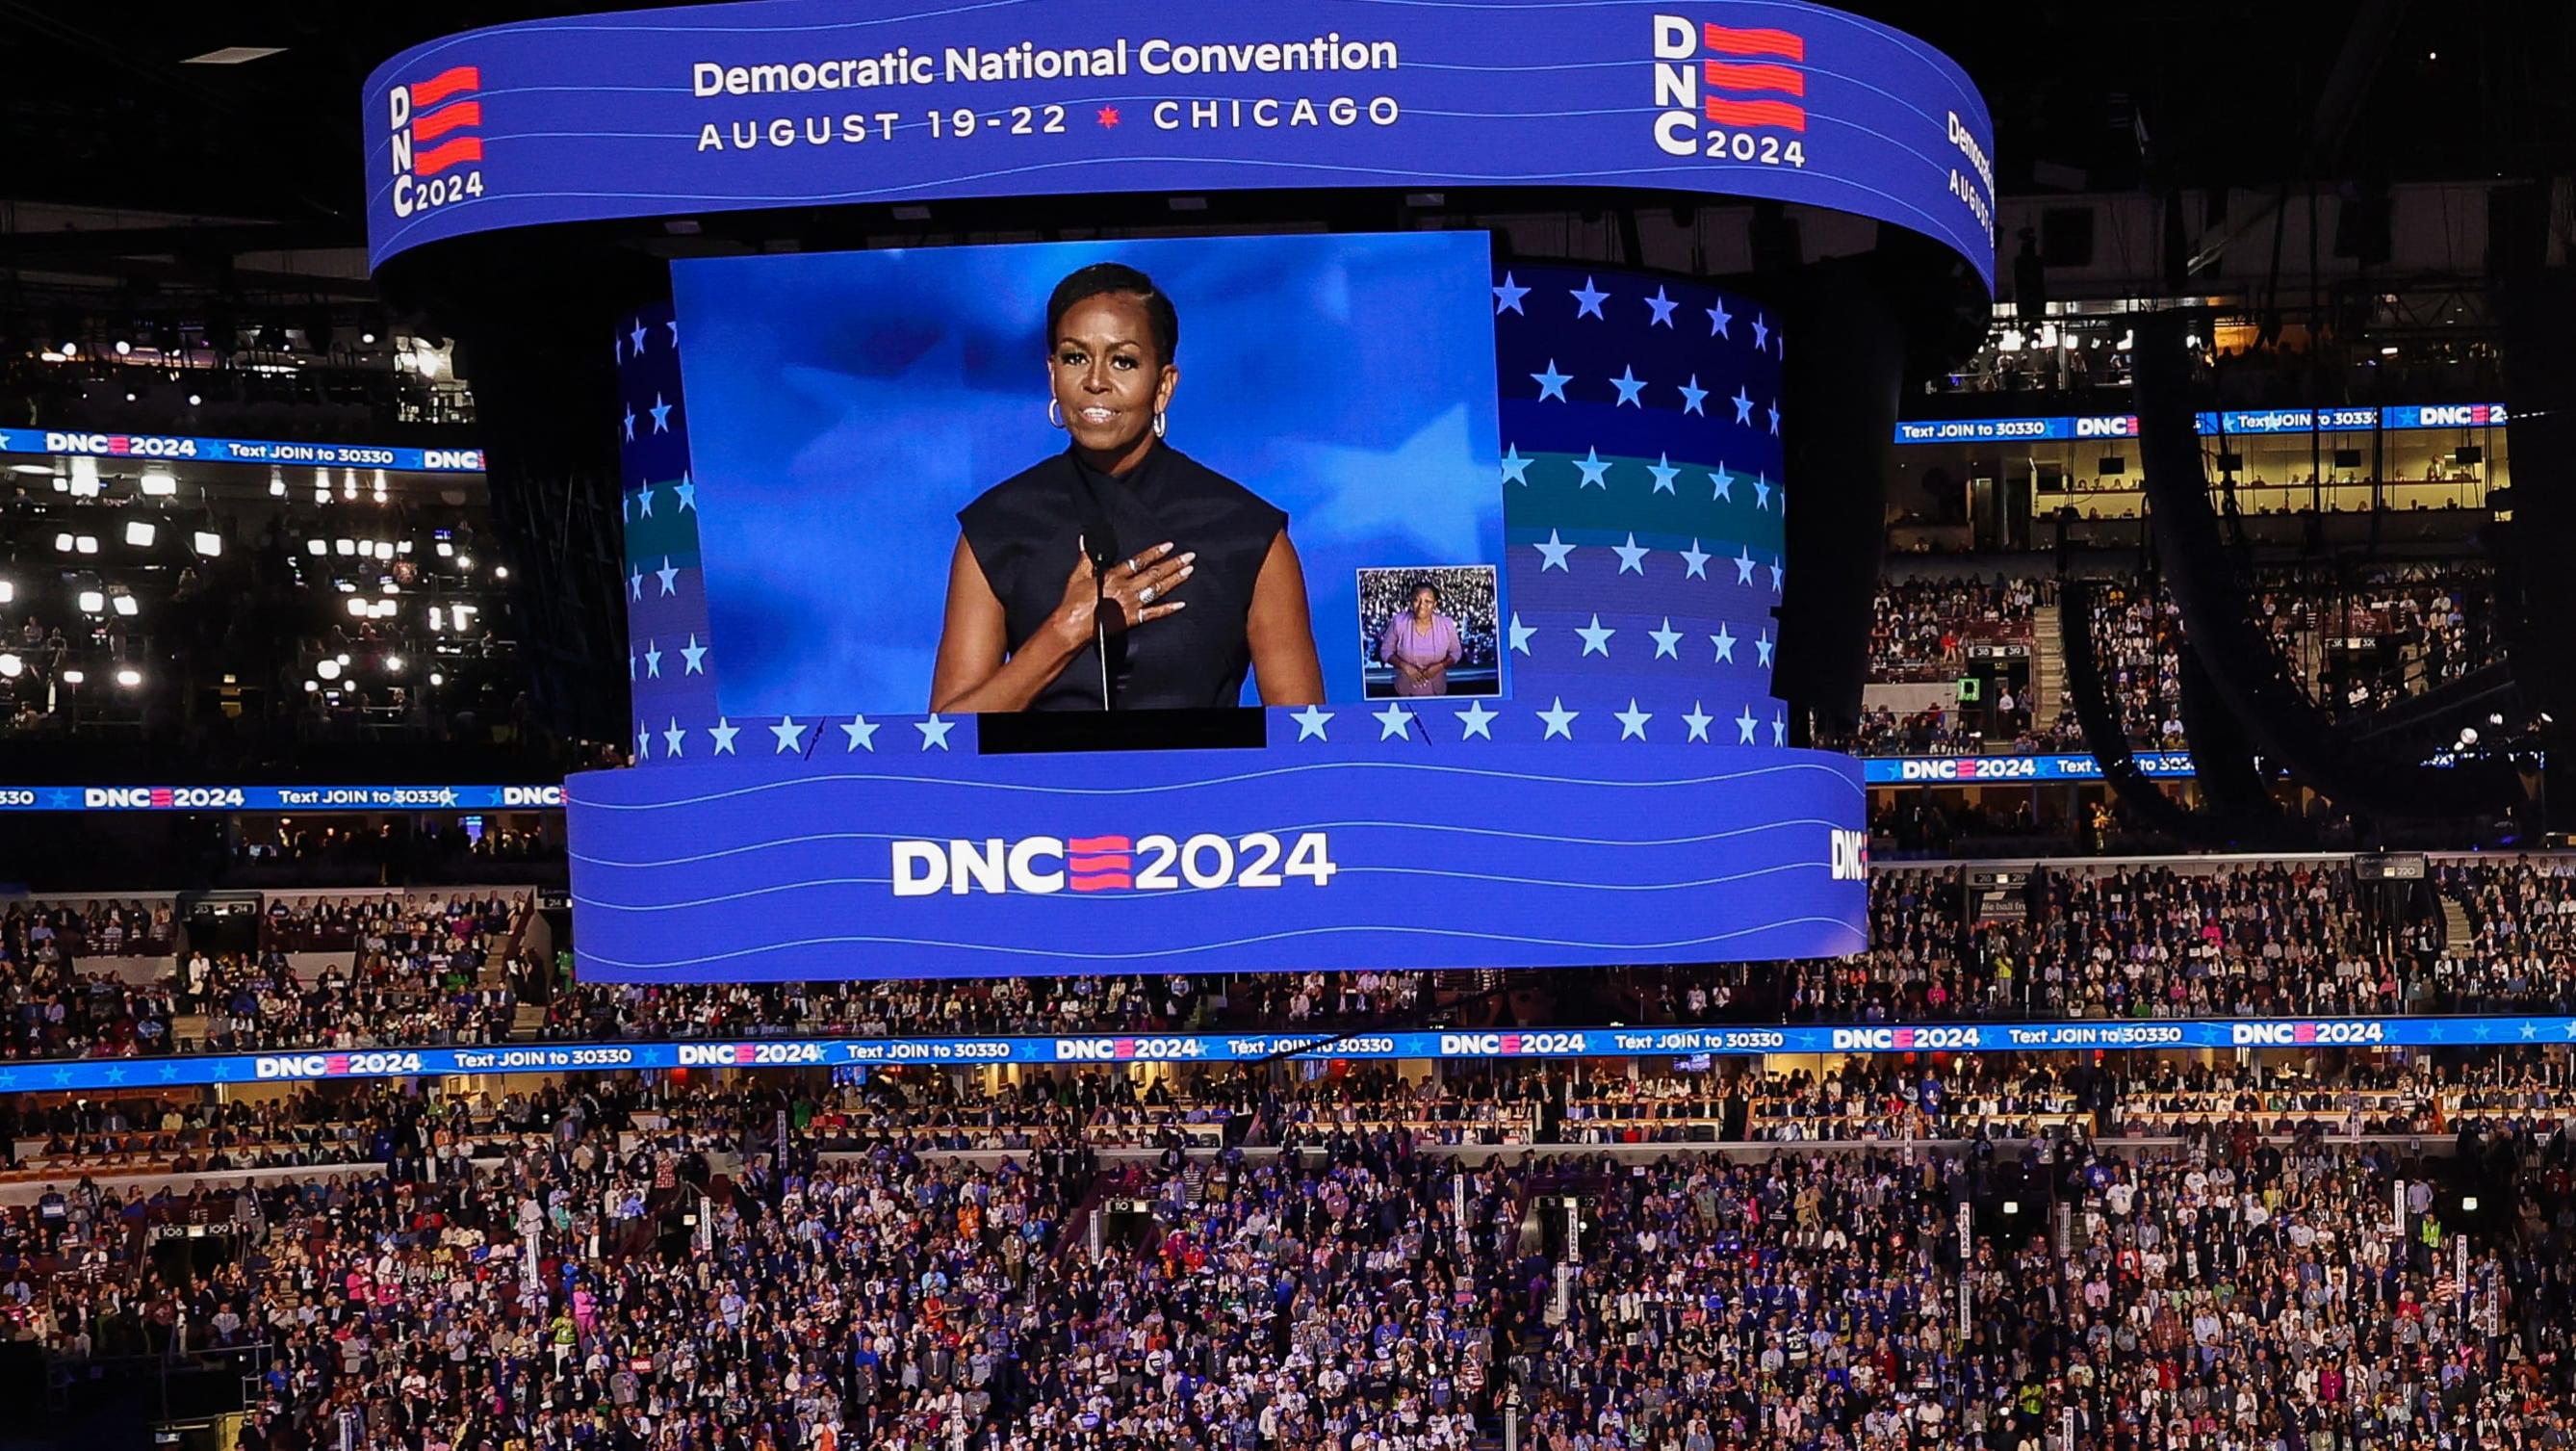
957;444;1287;711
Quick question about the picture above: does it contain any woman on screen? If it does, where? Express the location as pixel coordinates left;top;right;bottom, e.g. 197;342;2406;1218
1378;580;1463;697
929;263;1325;713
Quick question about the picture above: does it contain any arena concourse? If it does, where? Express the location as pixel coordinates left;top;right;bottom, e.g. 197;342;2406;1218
4;5;2575;1451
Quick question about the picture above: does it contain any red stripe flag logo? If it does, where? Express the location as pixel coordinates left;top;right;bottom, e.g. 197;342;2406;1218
1700;24;1807;132
388;65;486;216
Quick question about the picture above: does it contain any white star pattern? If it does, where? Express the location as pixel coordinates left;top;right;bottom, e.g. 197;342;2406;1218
709;718;740;755
663;718;686;757
1648;453;1679;494
1570;276;1608;319
1455;700;1497;739
1681;538;1712;579
1771;712;1788;746
1533;530;1575;572
1649;618;1683;659
681;635;708;673
1711;623;1738;663
1711;468;1733;503
1573;448;1611;488
643;640;662;678
1492;272;1531;314
1707;299;1733;337
622;405;635;441
675;475;698;511
1751;314;1769;351
841;715;879;751
1683;702;1713;742
635;724;649;759
1615;699;1653;740
1537;697;1579;739
1611;533;1648;575
771;716;807;753
1756;631;1775;666
1733;548;1758;584
1290;705;1332;740
1500;444;1533;485
1677;375;1709;415
627;651;637;682
629;567;643;601
1575;614;1616;656
649;394;673;432
1643;286;1678;326
1508;613;1535;654
635;483;654;518
1768;400;1781;435
1735;706;1759;744
1754;475;1771;510
1731;387;1755;426
915;714;956;750
1373;703;1415;740
656;557;680;595
630;318;648;355
1531;360;1572;402
1610;366;1648;407
1769;557;1786;593
666;319;680;349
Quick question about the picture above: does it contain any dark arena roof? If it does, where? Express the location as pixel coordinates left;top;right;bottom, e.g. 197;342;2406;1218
1;4;2575;1450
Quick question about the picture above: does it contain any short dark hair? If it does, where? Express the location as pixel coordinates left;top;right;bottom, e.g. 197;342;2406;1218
1406;579;1438;602
1046;263;1178;365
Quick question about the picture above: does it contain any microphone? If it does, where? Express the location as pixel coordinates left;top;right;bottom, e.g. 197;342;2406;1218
1080;531;1117;711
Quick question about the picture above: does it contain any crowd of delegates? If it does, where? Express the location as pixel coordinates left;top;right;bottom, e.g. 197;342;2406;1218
0;1071;2570;1451
1354;568;1502;682
1865;576;2044;681
6;859;2576;1063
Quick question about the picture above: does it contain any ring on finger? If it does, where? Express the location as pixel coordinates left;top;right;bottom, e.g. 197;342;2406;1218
1139;584;1158;607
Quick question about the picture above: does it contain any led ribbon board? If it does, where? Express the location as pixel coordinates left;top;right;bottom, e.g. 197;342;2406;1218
361;0;1996;289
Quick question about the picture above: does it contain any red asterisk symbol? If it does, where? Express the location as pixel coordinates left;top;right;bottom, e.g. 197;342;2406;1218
1096;106;1121;128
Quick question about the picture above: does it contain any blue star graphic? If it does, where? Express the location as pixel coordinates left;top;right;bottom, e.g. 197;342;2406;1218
1610;366;1648;408
1531;360;1572;402
644;640;662;678
1756;631;1774;667
666;319;680;349
50;1069;72;1086
1533;530;1576;572
1573;448;1612;488
1508;614;1535;655
1649;619;1683;659
1677;375;1709;416
1537;697;1580;739
1770;557;1786;592
708;718;740;755
1373;703;1416;740
1575;614;1615;656
631;318;648;355
2521;1021;2539;1040
1751;314;1770;351
1492;272;1531;315
157;1064;178;1081
1735;707;1759;744
649;394;674;433
771;716;808;753
1615;700;1653;740
1707;299;1733;337
628;650;638;682
1731;387;1755;426
1456;700;1498;739
102;1066;126;1084
1771;712;1787;746
656;557;681;595
1711;623;1737;663
622;404;636;441
1643;286;1678;327
1733;548;1757;584
630;567;644;601
675;474;698;511
1711;468;1733;503
682;635;708;674
635;482;655;518
1681;539;1711;579
1768;400;1781;435
664;719;687;757
1684;703;1713;742
0;1070;16;1090
1290;705;1333;741
1570;276;1609;319
915;714;957;751
1611;533;1649;576
635;722;651;759
1754;475;1772;511
841;715;880;751
1647;453;1679;494
1499;444;1533;485
44;790;78;810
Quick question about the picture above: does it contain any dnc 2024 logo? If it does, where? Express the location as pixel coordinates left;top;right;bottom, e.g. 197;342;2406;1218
1650;15;1810;167
386;63;487;219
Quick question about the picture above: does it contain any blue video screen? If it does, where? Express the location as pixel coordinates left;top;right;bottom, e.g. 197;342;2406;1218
670;233;1507;713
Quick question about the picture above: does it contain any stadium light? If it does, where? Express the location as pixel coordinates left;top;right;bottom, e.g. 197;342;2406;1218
139;466;176;497
270;466;287;498
75;535;98;555
111;594;138;617
373;468;388;503
374;541;394;561
335;653;350;667
68;456;100;497
317;659;342;680
0;580;12;604
305;539;326;557
345;598;368;618
428;672;443;687
0;655;17;678
115;668;140;688
494;565;508;580
62;669;83;685
78;590;105;614
342;468;359;500
53;532;74;554
124;520;157;547
114;339;132;356
426;607;444;631
334;539;356;557
303;679;319;692
385;655;406;673
435;540;454;557
457;555;474;570
193;531;223;557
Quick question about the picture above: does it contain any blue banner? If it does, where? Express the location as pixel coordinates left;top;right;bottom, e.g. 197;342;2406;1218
0;426;484;473
1892;404;2510;446
1861;753;2195;785
8;1015;2568;1091
0;785;563;812
361;0;1996;288
568;728;1870;980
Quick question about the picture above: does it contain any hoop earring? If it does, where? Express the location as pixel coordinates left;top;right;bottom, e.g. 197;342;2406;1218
1152;410;1168;439
1048;400;1066;430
